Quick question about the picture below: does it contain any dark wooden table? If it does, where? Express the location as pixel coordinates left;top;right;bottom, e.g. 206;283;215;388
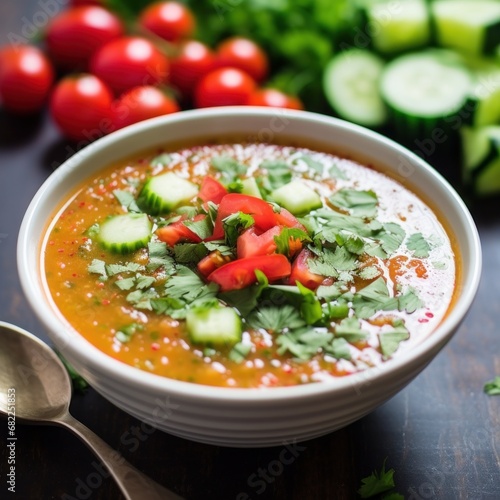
1;2;499;499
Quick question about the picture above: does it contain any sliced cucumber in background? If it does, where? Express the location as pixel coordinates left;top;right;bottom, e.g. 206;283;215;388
364;0;431;54
380;49;471;141
432;0;500;56
323;49;387;128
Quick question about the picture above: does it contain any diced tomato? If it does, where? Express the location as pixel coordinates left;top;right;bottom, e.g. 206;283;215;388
198;176;227;204
157;214;205;246
197;250;232;277
211;194;302;240
288;249;325;290
237;226;281;259
207;254;291;291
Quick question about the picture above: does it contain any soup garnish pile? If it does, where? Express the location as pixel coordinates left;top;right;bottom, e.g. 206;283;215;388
43;142;456;388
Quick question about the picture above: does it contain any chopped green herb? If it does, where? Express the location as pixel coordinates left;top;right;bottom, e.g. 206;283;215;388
358;458;396;499
397;287;424;314
222;211;254;247
219;270;268;317
329;189;378;218
88;259;107;280
247;304;305;333
407;232;431;258
323;300;349;320
358;266;381;280
165;266;218;302
147;240;175;273
227;178;244;193
150;296;187;319
85;223;100;238
173;243;209;264
277;327;333;360
135;274;156;290
274;228;311;257
352;277;397;319
335;317;369;342
229;342;253;363
126;288;158;310
150;153;172;167
327;337;351;360
114;277;136;291
183;216;214;240
379;320;410;358
115;322;143;343
113;189;141;213
106;262;144;276
211;156;247;184
484;376;500;396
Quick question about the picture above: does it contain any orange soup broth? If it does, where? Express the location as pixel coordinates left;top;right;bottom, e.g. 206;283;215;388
42;142;458;388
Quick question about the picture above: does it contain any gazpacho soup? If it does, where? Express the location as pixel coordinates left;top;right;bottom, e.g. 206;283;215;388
43;141;457;388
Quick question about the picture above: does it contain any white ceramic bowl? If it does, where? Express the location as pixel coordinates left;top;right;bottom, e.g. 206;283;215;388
18;107;481;447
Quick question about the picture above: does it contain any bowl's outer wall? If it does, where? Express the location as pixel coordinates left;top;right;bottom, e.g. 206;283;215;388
17;108;481;447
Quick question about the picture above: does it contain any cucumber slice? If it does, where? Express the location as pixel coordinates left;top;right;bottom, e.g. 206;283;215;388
323;49;387;128
380;50;471;140
365;0;431;54
241;177;262;199
186;307;242;346
98;213;152;254
432;0;500;56
464;57;500;126
139;172;198;215
271;180;322;215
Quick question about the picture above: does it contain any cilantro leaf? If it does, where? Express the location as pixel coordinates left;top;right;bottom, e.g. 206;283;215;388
115;322;143;344
352;278;397;319
397;287;424;314
106;262;144;276
85;223;100;238
229;342;253;363
358;458;396;498
150;153;171;167
88;259;107;280
173;243;209;264
276;327;332;360
315;211;381;238
335;317;369;342
484;376;500;396
259;160;293;191
165;266;212;301
183;217;213;240
114;277;136;291
135;274;156;290
126;288;158;310
274;228;310;257
379;320;410;358
113;189;141;213
147;240;175;273
219;270;268;317
326;337;351;360
358;266;381;280
329;189;378;218
150;296;187;319
247;304;305;333
223;211;254;247
211;156;247;184
379;223;406;255
407;233;431;258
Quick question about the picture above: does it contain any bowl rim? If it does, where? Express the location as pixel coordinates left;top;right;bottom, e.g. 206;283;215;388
17;106;482;403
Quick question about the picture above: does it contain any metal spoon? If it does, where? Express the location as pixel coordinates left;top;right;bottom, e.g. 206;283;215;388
0;321;183;500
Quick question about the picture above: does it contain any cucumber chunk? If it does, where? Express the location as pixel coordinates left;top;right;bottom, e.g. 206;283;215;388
240;177;262;199
432;0;500;56
139;172;198;215
365;0;431;54
271;180;322;215
380;50;471;140
323;49;387;128
98;213;152;254
186;307;242;346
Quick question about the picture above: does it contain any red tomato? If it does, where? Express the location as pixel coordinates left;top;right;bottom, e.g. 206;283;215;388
207;254;291;291
156;214;205;246
211;194;302;239
194;67;256;108
112;86;179;130
139;1;195;42
247;88;304;110
197;251;232;277
50;74;113;141
288;249;325;290
198;176;227;204
0;45;54;113
237;226;281;259
90;37;170;95
169;40;216;97
46;6;123;70
216;37;268;82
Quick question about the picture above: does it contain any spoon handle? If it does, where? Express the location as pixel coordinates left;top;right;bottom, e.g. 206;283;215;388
56;412;184;500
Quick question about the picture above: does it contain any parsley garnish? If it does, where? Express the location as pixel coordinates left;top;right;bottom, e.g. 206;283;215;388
379;320;410;358
106;262;144;276
259;160;293;191
113;189;141;213
276;327;333;360
247;304;305;333
352;278;397;319
358;458;397;498
397;287;424;314
329;189;378;218
146;240;175;272
165;266;218;302
183;217;214;240
484;376;500;396
335;317;369;342
173;243;209;263
407;232;431;258
88;259;107;280
211;156;247;184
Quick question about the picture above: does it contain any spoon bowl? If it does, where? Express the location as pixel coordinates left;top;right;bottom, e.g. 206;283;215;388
0;321;183;500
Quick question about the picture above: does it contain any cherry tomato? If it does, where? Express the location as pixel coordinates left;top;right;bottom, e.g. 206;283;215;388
207;254;291;291
215;37;268;82
169;40;216;97
194;67;256;108
247;88;304;110
46;6;123;70
0;45;54;113
90;37;170;95
198;176;227;204
50;74;114;141
211;194;301;239
139;1;195;42
157;214;205;246
288;249;325;290
112;86;179;130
